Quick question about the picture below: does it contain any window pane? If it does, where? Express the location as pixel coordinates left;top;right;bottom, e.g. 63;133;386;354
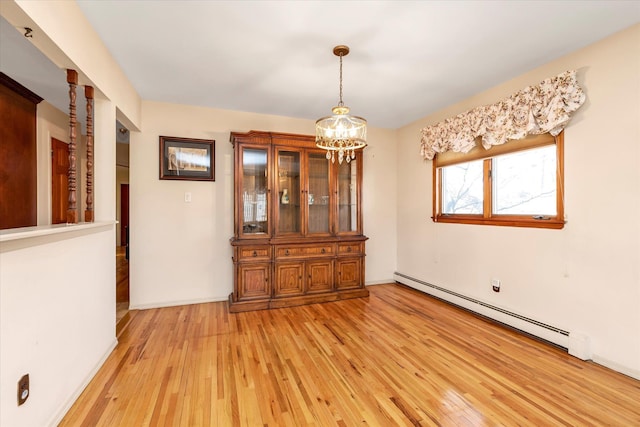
442;160;483;214
493;145;556;215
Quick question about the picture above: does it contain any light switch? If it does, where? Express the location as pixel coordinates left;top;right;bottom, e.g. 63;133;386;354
184;192;192;203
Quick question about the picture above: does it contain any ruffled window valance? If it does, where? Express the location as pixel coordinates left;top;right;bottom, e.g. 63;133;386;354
420;70;586;160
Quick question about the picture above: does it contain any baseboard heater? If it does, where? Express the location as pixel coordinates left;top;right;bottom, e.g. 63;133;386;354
394;272;571;351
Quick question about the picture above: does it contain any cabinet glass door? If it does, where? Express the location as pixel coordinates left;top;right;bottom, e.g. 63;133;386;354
277;150;301;234
240;147;268;236
307;152;330;234
337;157;359;233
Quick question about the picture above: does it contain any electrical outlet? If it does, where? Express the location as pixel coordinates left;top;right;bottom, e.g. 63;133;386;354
491;278;501;292
17;374;29;406
184;192;192;203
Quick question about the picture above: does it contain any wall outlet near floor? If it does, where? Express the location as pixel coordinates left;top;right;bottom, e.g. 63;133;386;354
17;374;29;406
184;192;192;203
491;278;501;292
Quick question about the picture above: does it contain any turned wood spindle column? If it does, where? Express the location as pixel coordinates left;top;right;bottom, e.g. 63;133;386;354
66;69;78;224
84;86;94;222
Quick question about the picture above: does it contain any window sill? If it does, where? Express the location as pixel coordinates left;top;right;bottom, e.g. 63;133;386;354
433;216;565;230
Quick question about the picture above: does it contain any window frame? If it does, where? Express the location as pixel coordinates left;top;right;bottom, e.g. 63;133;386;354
432;132;564;229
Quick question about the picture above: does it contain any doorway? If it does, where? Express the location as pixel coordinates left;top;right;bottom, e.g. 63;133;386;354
115;124;131;335
116;183;130;324
51;138;69;224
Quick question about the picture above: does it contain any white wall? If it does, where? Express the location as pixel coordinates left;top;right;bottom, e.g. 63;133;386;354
129;101;397;308
396;24;640;378
0;97;119;427
0;227;116;426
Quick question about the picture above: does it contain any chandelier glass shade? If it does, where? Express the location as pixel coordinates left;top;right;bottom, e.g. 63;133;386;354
315;45;367;164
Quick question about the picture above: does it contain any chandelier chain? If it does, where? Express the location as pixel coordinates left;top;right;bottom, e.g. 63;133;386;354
338;53;344;107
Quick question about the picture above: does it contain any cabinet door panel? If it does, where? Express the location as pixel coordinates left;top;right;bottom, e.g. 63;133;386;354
336;258;362;290
336;155;362;234
274;262;304;297
307;260;333;293
276;150;301;235
307;152;331;235
239;146;269;238
238;264;270;300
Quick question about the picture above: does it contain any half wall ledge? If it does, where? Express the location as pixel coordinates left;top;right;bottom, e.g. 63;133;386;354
0;221;116;244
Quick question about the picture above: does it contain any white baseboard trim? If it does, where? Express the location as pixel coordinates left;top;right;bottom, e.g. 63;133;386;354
395;272;640;380
365;279;395;286
48;338;118;427
592;355;640;381
130;295;229;310
394;272;570;349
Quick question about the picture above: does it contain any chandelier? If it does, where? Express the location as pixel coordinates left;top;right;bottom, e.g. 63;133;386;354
315;45;367;164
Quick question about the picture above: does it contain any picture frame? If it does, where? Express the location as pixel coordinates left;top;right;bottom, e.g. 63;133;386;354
159;136;215;181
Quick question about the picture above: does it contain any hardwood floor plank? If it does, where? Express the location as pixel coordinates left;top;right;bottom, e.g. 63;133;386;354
60;284;640;426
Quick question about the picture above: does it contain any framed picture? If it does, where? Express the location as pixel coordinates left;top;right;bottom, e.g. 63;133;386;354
159;136;215;181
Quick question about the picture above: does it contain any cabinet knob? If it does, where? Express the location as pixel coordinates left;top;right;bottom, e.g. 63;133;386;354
252;251;257;257
347;247;352;252
321;248;326;254
285;249;290;256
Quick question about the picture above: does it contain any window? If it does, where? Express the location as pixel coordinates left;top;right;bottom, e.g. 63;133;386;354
433;132;564;229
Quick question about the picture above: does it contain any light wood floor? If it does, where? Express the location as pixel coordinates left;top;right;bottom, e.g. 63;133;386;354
115;246;130;333
60;284;640;426
116;246;129;304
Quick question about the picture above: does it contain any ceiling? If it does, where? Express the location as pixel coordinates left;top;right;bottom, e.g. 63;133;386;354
2;1;639;130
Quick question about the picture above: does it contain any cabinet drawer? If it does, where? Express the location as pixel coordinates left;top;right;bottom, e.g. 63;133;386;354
237;246;270;261
338;242;363;255
275;244;334;259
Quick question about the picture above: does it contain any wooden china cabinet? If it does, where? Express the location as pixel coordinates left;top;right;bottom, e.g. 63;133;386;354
229;130;368;312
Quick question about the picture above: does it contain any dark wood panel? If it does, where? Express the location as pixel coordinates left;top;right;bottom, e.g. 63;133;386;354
51;138;69;224
0;75;40;230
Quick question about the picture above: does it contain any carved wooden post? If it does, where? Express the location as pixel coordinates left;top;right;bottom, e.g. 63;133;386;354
84;86;94;222
66;69;78;223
